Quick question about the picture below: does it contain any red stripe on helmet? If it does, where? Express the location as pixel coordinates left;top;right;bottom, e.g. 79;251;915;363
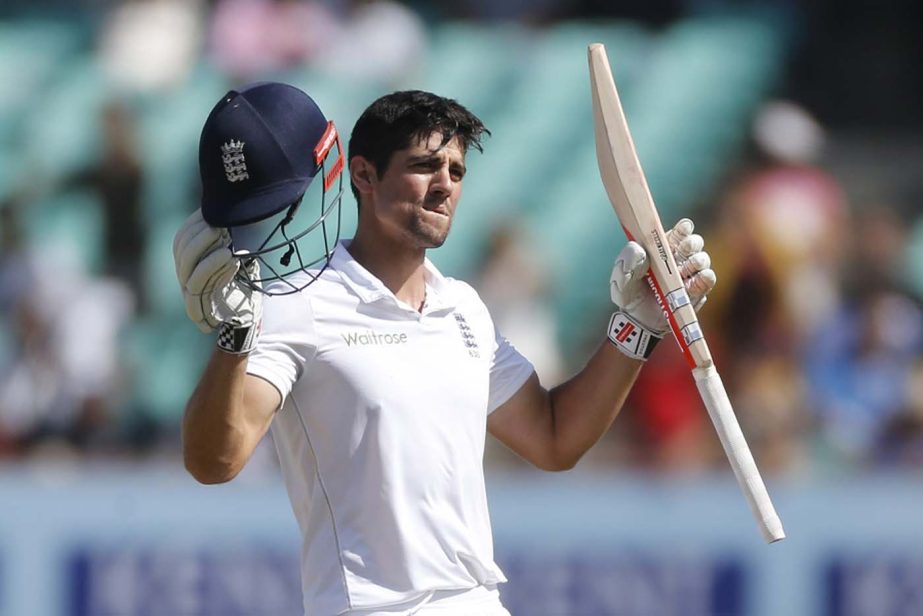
324;154;344;191
314;121;338;165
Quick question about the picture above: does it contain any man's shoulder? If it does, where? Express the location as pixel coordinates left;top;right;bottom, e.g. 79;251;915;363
441;276;492;317
442;276;480;301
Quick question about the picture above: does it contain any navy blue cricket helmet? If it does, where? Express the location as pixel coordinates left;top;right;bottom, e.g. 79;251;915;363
199;81;345;294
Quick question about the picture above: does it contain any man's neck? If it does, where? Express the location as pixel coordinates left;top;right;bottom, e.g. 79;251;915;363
347;232;428;311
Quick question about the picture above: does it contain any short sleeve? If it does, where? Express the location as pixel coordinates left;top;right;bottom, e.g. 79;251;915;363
246;291;317;403
487;327;535;414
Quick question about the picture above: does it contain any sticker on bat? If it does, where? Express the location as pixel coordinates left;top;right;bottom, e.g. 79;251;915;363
681;322;704;346
666;288;691;312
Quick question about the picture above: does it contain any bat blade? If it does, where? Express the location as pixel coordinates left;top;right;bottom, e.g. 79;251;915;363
588;44;662;255
588;43;702;368
588;42;785;543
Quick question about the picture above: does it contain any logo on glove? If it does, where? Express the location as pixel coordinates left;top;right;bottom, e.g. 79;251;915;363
611;318;637;343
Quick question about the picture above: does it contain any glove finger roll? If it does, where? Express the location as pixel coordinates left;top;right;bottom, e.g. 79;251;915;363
686;268;717;307
675;233;705;262
176;224;228;285
680;251;712;280
667;218;694;252
185;292;213;332
186;247;237;295
172;210;207;257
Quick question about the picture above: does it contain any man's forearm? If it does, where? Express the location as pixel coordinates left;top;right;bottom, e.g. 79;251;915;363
547;341;644;467
182;349;252;483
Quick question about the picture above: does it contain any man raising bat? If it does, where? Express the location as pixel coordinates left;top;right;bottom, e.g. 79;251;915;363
173;84;716;616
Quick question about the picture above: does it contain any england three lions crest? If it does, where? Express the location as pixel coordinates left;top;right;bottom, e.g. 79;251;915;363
221;140;250;183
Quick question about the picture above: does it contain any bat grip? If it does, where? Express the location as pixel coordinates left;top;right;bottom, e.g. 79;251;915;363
693;364;786;543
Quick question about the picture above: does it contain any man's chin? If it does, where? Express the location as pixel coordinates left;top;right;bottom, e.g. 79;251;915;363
411;221;451;249
417;233;448;249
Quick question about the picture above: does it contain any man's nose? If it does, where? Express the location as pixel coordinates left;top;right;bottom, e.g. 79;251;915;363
430;164;454;196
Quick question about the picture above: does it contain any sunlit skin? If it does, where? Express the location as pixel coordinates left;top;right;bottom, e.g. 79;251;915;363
348;132;467;309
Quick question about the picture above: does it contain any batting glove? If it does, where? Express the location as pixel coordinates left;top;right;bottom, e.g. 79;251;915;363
173;210;263;354
607;218;716;360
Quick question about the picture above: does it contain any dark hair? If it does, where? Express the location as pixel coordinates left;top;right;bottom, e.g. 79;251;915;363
347;90;489;203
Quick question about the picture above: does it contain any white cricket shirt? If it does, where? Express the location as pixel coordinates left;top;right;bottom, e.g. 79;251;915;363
246;241;534;616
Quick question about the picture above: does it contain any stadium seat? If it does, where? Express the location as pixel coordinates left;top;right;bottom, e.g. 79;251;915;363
21;57;107;183
125;316;213;424
0;19;88;146
21;190;105;274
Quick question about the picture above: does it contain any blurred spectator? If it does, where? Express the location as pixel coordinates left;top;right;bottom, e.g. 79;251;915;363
876;360;923;467
475;223;564;386
315;0;427;86
0;203;134;457
848;204;912;291
806;283;923;466
623;347;717;474
696;100;849;474
65;100;148;313
0;197;35;317
722;101;849;342
804;202;922;467
98;0;204;93
476;223;566;470
208;0;340;81
730;351;811;475
905;217;923;301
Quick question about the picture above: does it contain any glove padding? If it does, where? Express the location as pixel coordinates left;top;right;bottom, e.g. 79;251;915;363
610;218;717;335
172;211;263;345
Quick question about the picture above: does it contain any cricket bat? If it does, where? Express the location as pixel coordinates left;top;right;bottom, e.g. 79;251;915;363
588;43;785;543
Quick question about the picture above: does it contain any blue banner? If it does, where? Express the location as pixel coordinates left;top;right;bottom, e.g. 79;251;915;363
69;547;302;616
826;556;923;616
2;472;923;615
66;545;745;616
500;553;745;616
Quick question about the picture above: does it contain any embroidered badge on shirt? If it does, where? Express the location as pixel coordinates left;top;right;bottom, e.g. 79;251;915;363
221;139;250;183
454;313;480;358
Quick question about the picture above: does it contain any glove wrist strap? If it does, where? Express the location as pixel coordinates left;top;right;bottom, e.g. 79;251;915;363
607;311;663;361
217;321;261;355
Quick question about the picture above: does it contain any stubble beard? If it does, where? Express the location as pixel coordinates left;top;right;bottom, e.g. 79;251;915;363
409;210;452;249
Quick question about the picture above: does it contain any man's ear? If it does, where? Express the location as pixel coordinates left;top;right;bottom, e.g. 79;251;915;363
349;156;377;196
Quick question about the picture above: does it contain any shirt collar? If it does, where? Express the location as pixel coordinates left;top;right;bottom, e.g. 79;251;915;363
329;240;457;313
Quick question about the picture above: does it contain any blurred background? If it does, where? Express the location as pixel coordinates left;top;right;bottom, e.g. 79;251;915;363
1;0;922;614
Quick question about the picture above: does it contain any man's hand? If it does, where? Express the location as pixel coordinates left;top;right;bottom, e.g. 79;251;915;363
607;218;716;360
173;210;263;354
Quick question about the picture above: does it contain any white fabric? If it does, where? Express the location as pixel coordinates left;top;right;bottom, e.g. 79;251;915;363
343;584;508;616
247;241;533;616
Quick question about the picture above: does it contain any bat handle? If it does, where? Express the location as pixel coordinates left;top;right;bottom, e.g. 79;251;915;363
693;364;786;543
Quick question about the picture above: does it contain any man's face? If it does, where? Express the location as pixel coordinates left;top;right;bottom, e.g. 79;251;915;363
365;132;467;249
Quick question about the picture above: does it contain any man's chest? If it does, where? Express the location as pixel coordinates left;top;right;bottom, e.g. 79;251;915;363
299;303;494;429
